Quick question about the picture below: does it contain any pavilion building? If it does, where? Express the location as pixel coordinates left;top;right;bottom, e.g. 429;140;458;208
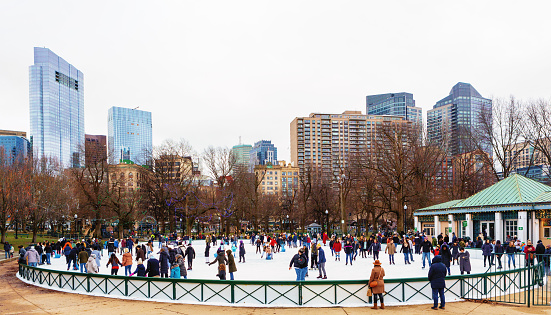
414;174;551;246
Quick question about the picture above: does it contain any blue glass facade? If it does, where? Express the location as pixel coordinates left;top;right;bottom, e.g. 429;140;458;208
30;47;84;168
428;82;492;156
232;144;252;171
108;106;152;165
250;140;277;168
0;136;30;165
366;92;422;125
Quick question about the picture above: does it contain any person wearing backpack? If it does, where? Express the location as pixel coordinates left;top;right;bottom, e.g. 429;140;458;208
289;248;308;281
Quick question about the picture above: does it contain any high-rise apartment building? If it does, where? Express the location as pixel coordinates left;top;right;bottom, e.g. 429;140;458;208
427;82;492;156
155;154;194;181
366;92;422;125
30;47;84;168
85;134;107;166
0;135;30;165
108;106;152;165
250;140;277;168
290;111;411;179
231;144;252;172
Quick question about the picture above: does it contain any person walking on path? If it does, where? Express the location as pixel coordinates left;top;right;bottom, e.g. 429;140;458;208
289;248;308;281
226;249;237;280
457;247;471;275
4;241;11;259
421;237;433;269
371;239;381;261
317;243;327;279
428;255;447;310
385;239;396;265
369;260;385;310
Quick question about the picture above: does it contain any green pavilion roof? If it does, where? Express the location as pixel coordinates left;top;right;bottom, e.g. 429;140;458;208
415;174;551;215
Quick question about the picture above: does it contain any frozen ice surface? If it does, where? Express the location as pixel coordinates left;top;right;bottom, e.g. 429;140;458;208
43;240;488;281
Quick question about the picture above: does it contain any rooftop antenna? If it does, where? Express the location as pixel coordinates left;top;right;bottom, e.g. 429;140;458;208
133;106;140;110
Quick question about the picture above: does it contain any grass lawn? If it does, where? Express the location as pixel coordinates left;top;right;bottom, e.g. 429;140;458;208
1;232;59;249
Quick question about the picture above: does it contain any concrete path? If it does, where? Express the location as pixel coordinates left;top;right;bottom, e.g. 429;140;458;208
1;261;550;315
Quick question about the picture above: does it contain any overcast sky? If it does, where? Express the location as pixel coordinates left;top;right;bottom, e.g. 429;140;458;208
1;1;550;161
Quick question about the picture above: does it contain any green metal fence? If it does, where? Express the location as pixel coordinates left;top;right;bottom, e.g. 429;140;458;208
17;261;545;307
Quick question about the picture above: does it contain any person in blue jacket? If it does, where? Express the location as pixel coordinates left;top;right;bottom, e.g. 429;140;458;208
428;255;447;310
316;243;327;279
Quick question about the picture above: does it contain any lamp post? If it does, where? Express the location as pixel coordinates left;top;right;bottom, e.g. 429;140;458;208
286;215;289;233
339;173;346;236
403;205;408;235
74;214;78;239
325;209;329;234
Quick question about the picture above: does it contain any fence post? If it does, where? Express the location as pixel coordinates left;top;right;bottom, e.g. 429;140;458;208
527;264;531;308
231;283;235;304
299;283;302;305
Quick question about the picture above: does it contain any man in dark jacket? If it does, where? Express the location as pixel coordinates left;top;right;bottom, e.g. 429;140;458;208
421;237;433;268
317;244;327;279
185;244;195;270
146;256;160;277
535;240;546;265
289;248;308;281
428;255;447;310
481;240;493;267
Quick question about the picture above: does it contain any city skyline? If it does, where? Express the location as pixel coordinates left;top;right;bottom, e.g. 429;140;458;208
1;2;550;162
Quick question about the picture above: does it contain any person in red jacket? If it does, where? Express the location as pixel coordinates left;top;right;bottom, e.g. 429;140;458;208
524;240;536;266
323;233;328;246
333;239;342;261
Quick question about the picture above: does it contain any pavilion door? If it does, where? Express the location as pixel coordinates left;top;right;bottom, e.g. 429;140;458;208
481;221;495;240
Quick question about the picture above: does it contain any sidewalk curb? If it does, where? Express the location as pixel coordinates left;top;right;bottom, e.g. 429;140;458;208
0;257;17;264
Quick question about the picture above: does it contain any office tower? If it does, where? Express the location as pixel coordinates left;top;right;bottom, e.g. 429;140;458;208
366;92;422;125
290;111;411;179
155;154;193;181
85;134;107;166
0;135;30;165
427;82;492;156
30;47;84;168
108;106;152;165
232;144;252;173
250;140;277;168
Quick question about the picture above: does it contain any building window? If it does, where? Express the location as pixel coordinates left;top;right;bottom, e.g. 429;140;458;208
505;220;518;239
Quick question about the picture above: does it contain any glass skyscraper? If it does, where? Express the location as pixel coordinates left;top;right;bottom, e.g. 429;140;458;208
231;144;252;172
108;106;152;165
366;92;422;125
0;136;30;165
427;82;492;156
30;47;84;168
250;140;277;169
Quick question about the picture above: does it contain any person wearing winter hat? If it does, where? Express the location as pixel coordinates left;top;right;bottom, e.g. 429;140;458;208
316;243;327;279
369;260;385;310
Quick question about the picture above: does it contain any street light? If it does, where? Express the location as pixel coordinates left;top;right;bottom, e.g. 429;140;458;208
286;215;289;233
339;173;346;236
74;214;78;238
325;210;329;234
403;205;408;235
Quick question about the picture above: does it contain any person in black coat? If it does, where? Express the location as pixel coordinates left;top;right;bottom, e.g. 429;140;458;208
146;256;160;277
184;244;195;270
536;240;546;265
159;249;170;278
440;244;452;275
239;240;246;263
428;255;447;310
451;242;459;265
